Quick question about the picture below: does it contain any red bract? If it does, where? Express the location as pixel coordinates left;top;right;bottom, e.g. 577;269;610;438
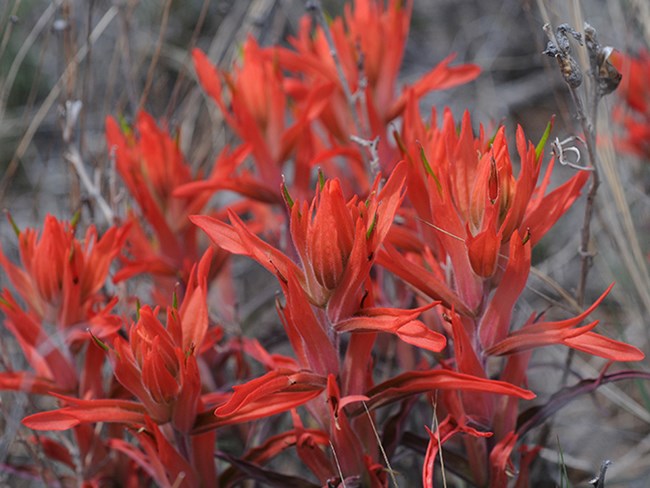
192;162;407;320
22;395;147;431
361;369;535;413
198;369;327;431
273;0;480;149
613;51;650;159
0;214;127;327
485;283;645;361
0;215;126;395
334;302;445;353
422;415;492;488
192;39;328;201
384;108;589;313
107;113;227;299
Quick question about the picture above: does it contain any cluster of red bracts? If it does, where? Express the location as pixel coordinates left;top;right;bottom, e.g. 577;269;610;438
613;51;650;160
0;0;644;486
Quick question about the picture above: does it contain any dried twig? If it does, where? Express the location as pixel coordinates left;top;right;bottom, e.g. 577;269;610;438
363;401;400;487
589;460;612;488
64;145;114;224
0;5;118;202
138;0;173;112
543;21;621;308
542;21;622;384
350;135;380;178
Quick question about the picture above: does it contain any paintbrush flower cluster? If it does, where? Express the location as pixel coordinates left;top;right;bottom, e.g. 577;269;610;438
0;1;644;486
614;50;650;160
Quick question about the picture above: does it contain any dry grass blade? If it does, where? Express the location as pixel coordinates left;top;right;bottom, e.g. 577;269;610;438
597;124;650;316
363;401;400;487
0;5;118;201
0;0;62;121
138;0;173;112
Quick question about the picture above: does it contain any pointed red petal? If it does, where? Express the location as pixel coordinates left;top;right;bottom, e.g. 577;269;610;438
190;212;303;284
362;369;535;414
23;399;146;430
334;302;446;352
214;370;326;426
479;230;531;349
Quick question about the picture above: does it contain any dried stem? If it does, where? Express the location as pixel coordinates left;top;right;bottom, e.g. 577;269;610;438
64;146;115;224
432;392;447;488
543;21;622;385
138;0;173;112
569;86;600;308
350;135;380;179
590;460;612;488
0;5;118;202
363;401;399;487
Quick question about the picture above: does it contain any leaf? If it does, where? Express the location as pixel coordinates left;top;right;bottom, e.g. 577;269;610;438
517;370;650;436
216;451;319;487
358;369;535;415
535;116;555;161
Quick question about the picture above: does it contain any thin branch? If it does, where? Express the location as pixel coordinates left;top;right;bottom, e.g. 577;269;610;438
568;85;600;308
138;0;173;112
0;5;118;201
542;21;622;385
64;146;114;223
432;393;447;488
363;401;400;487
350;135;380;178
329;440;347;488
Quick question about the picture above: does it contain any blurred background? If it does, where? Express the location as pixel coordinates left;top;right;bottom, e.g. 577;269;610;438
1;0;650;485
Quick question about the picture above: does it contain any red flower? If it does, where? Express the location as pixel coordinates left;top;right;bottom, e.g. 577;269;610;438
485;283;645;362
383;109;589;313
274;0;479;143
193;40;282;175
0;214;127;327
613;51;650;159
192;39;327;200
107;113;227;297
23;250;214;433
0;215;126;394
192;162;407;321
111;250;212;431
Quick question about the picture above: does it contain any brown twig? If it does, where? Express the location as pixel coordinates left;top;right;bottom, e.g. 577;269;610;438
138;0;173;113
164;0;211;121
64;145;114;224
589;460;612;488
542;21;622;385
0;5;118;203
